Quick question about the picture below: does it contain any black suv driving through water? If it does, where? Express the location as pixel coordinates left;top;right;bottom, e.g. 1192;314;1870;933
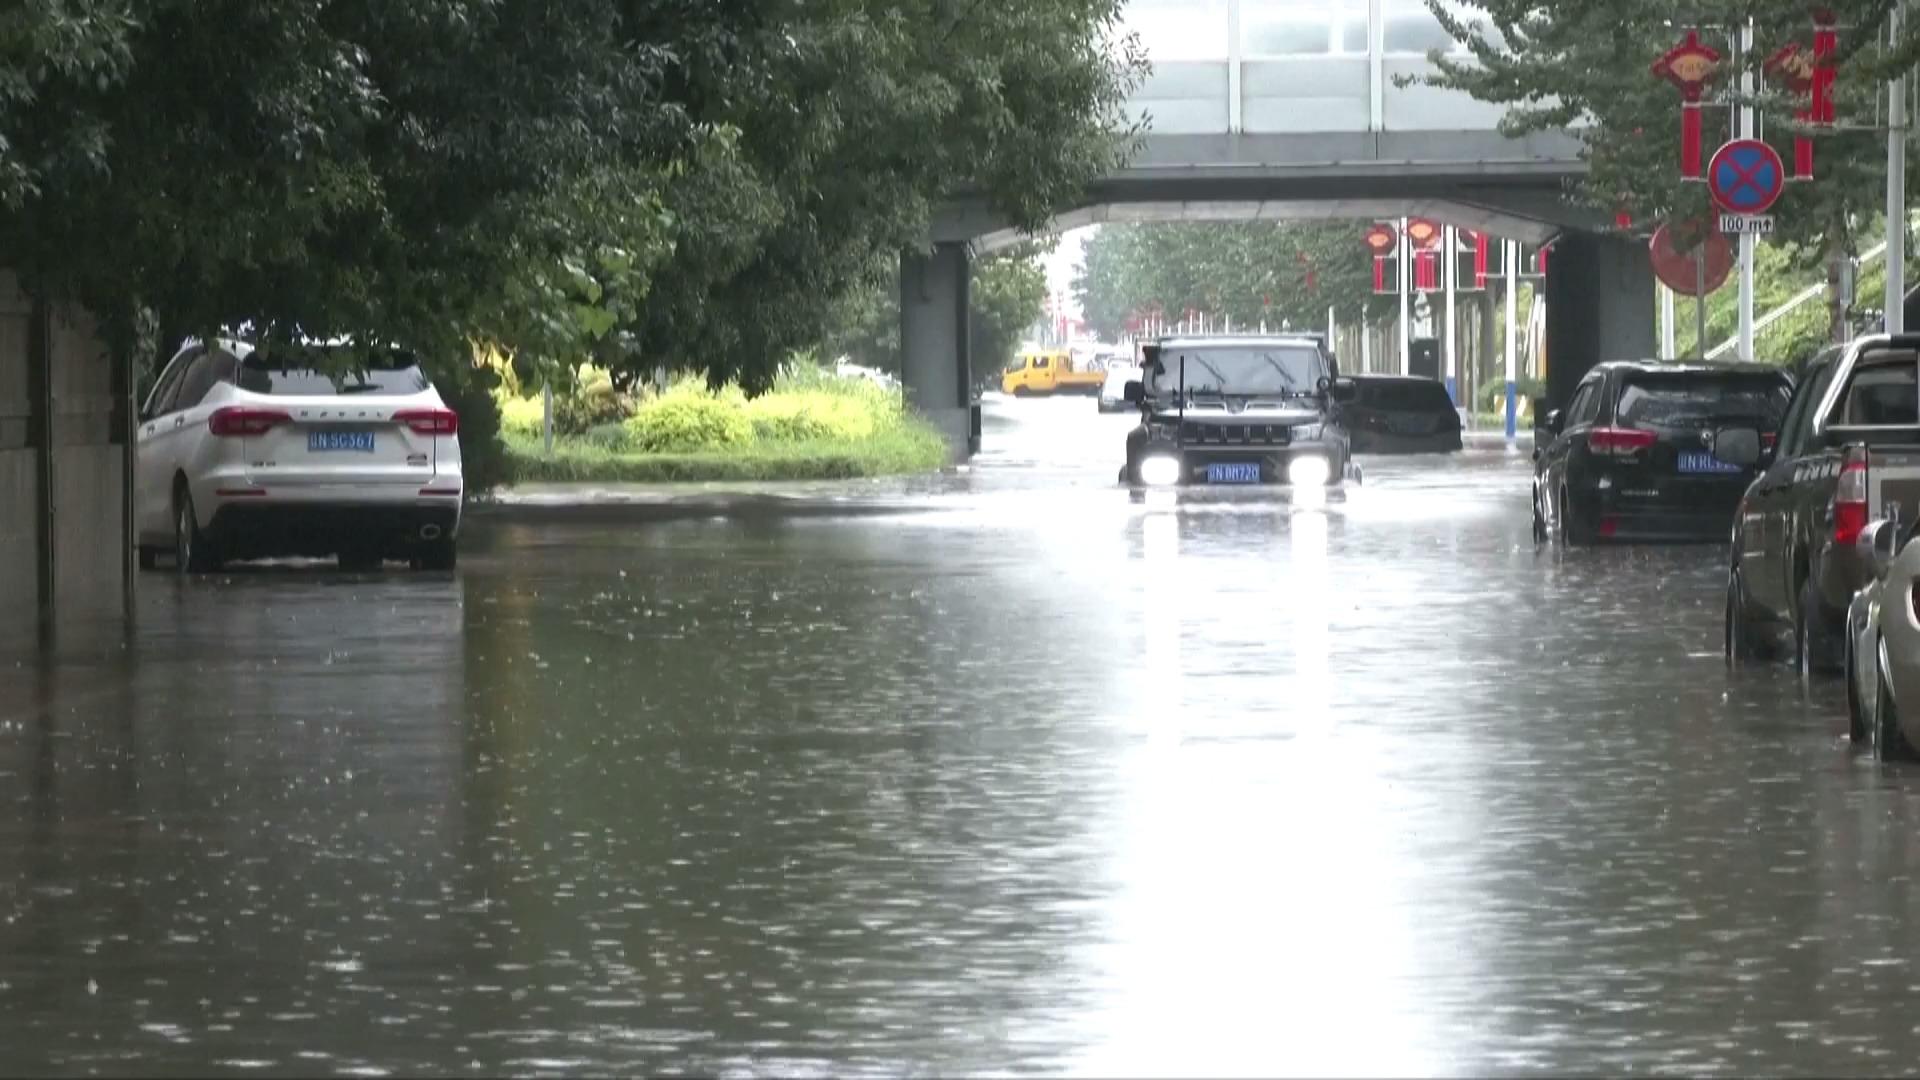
1118;335;1360;489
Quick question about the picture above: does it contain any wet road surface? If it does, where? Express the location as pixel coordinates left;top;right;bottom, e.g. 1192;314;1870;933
4;394;1918;1076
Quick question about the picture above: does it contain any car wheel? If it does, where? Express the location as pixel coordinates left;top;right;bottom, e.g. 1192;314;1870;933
414;538;457;572
1873;655;1913;762
174;488;220;574
1561;484;1596;545
1532;489;1548;544
1011;386;1029;398
1847;630;1868;743
1797;576;1839;679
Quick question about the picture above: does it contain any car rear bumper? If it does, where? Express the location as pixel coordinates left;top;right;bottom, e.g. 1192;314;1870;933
206;500;461;560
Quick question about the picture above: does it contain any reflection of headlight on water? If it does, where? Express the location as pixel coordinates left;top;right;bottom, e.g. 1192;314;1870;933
1140;455;1182;487
1287;455;1331;487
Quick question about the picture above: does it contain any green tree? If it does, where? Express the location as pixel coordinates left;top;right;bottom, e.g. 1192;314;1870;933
621;1;1144;394
1417;1;1916;343
820;243;1052;377
1074;221;1387;339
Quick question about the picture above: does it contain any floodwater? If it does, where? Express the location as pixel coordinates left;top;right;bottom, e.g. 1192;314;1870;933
4;394;1920;1076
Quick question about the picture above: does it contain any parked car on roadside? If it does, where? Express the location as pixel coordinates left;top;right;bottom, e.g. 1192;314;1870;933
1723;338;1920;677
136;338;463;574
1844;518;1920;759
1534;359;1791;544
1344;375;1463;453
1099;363;1142;413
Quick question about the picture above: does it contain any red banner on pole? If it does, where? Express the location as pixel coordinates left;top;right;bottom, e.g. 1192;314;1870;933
1473;232;1489;288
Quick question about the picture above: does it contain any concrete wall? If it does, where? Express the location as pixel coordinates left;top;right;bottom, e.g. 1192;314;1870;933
0;271;128;640
899;244;977;460
1543;234;1658;415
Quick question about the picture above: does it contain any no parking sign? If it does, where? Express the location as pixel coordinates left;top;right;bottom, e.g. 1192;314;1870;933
1707;139;1785;217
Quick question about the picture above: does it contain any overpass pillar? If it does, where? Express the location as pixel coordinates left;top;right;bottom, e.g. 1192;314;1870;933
1543;232;1656;415
899;243;976;461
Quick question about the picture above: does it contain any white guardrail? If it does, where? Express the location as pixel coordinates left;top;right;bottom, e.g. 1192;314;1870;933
1704;240;1890;361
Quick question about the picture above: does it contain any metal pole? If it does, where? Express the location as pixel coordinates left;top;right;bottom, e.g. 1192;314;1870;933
1398;216;1412;375
1504;239;1518;441
1888;0;1908;335
1360;302;1371;372
1696;248;1708;359
1443;224;1458;403
1737;18;1757;359
1660;283;1676;359
542;380;554;457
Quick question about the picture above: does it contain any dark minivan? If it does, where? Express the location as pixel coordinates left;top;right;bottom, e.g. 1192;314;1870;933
1344;375;1463;453
1533;360;1793;543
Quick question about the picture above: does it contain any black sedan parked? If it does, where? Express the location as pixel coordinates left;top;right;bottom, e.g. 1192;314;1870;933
1344;375;1463;453
1533;360;1792;544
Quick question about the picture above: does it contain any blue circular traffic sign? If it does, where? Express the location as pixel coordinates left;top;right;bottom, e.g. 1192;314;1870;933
1708;139;1785;216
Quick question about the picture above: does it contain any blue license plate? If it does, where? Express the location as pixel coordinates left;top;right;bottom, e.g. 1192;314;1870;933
1205;463;1261;484
1677;450;1741;475
309;430;375;453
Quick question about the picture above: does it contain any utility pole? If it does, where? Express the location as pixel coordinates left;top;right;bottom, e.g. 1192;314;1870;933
1888;0;1908;335
1504;238;1518;441
1398;215;1412;375
1737;17;1757;360
1661;284;1677;359
1443;224;1458;402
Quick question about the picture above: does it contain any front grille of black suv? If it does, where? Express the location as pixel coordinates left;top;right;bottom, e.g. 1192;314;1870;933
1179;422;1293;446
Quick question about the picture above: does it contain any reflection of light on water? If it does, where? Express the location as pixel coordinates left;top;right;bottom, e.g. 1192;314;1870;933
1139;511;1183;749
1290;507;1333;739
1063;500;1443;1079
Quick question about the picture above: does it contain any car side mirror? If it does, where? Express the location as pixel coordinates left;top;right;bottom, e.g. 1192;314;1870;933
1122;380;1145;405
1327;376;1358;404
1544;409;1564;435
1859;517;1900;578
1713;425;1762;467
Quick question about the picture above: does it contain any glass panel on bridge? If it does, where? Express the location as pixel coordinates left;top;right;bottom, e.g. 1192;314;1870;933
1240;0;1367;57
1118;0;1230;60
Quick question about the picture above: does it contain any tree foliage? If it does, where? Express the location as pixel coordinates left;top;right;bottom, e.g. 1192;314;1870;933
820;244;1052;377
0;1;1143;395
1418;1;1912;268
1074;222;1386;341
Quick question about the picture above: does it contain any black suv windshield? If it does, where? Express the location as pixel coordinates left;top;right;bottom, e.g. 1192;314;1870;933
1151;345;1323;396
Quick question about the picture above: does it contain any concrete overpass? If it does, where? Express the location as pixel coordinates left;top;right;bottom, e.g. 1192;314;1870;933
902;0;1655;454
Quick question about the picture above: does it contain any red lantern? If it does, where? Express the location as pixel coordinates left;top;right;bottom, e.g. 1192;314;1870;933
1765;40;1818;180
1473;231;1489;289
1652;30;1724;180
1363;223;1397;294
1405;219;1441;292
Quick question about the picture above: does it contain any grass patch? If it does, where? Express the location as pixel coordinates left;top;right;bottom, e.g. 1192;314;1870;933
504;426;948;483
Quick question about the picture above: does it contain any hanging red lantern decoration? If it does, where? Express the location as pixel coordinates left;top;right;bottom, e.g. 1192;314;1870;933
1473;231;1489;289
1811;8;1837;127
1405;219;1441;292
1764;34;1820;180
1651;30;1724;180
1363;223;1397;294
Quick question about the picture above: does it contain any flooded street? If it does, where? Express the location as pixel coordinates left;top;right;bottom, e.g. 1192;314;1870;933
7;395;1920;1076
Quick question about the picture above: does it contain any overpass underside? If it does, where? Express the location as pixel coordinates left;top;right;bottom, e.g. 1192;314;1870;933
902;147;1655;458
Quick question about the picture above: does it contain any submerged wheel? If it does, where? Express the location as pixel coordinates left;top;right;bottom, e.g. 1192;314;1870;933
1874;657;1914;762
174;487;220;574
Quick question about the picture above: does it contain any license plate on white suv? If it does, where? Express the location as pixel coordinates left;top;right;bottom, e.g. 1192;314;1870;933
309;430;375;453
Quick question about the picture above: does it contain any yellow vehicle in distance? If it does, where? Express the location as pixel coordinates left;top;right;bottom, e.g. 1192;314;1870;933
1000;347;1106;397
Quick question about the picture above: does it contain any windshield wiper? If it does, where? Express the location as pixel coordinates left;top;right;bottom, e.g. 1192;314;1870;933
1259;353;1300;387
335;383;383;394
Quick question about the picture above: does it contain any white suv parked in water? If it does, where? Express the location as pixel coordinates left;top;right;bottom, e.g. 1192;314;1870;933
135;338;463;572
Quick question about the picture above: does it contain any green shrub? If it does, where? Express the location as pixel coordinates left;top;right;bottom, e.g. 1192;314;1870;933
554;368;637;435
745;390;884;442
581;421;633;451
499;393;545;439
626;388;754;452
